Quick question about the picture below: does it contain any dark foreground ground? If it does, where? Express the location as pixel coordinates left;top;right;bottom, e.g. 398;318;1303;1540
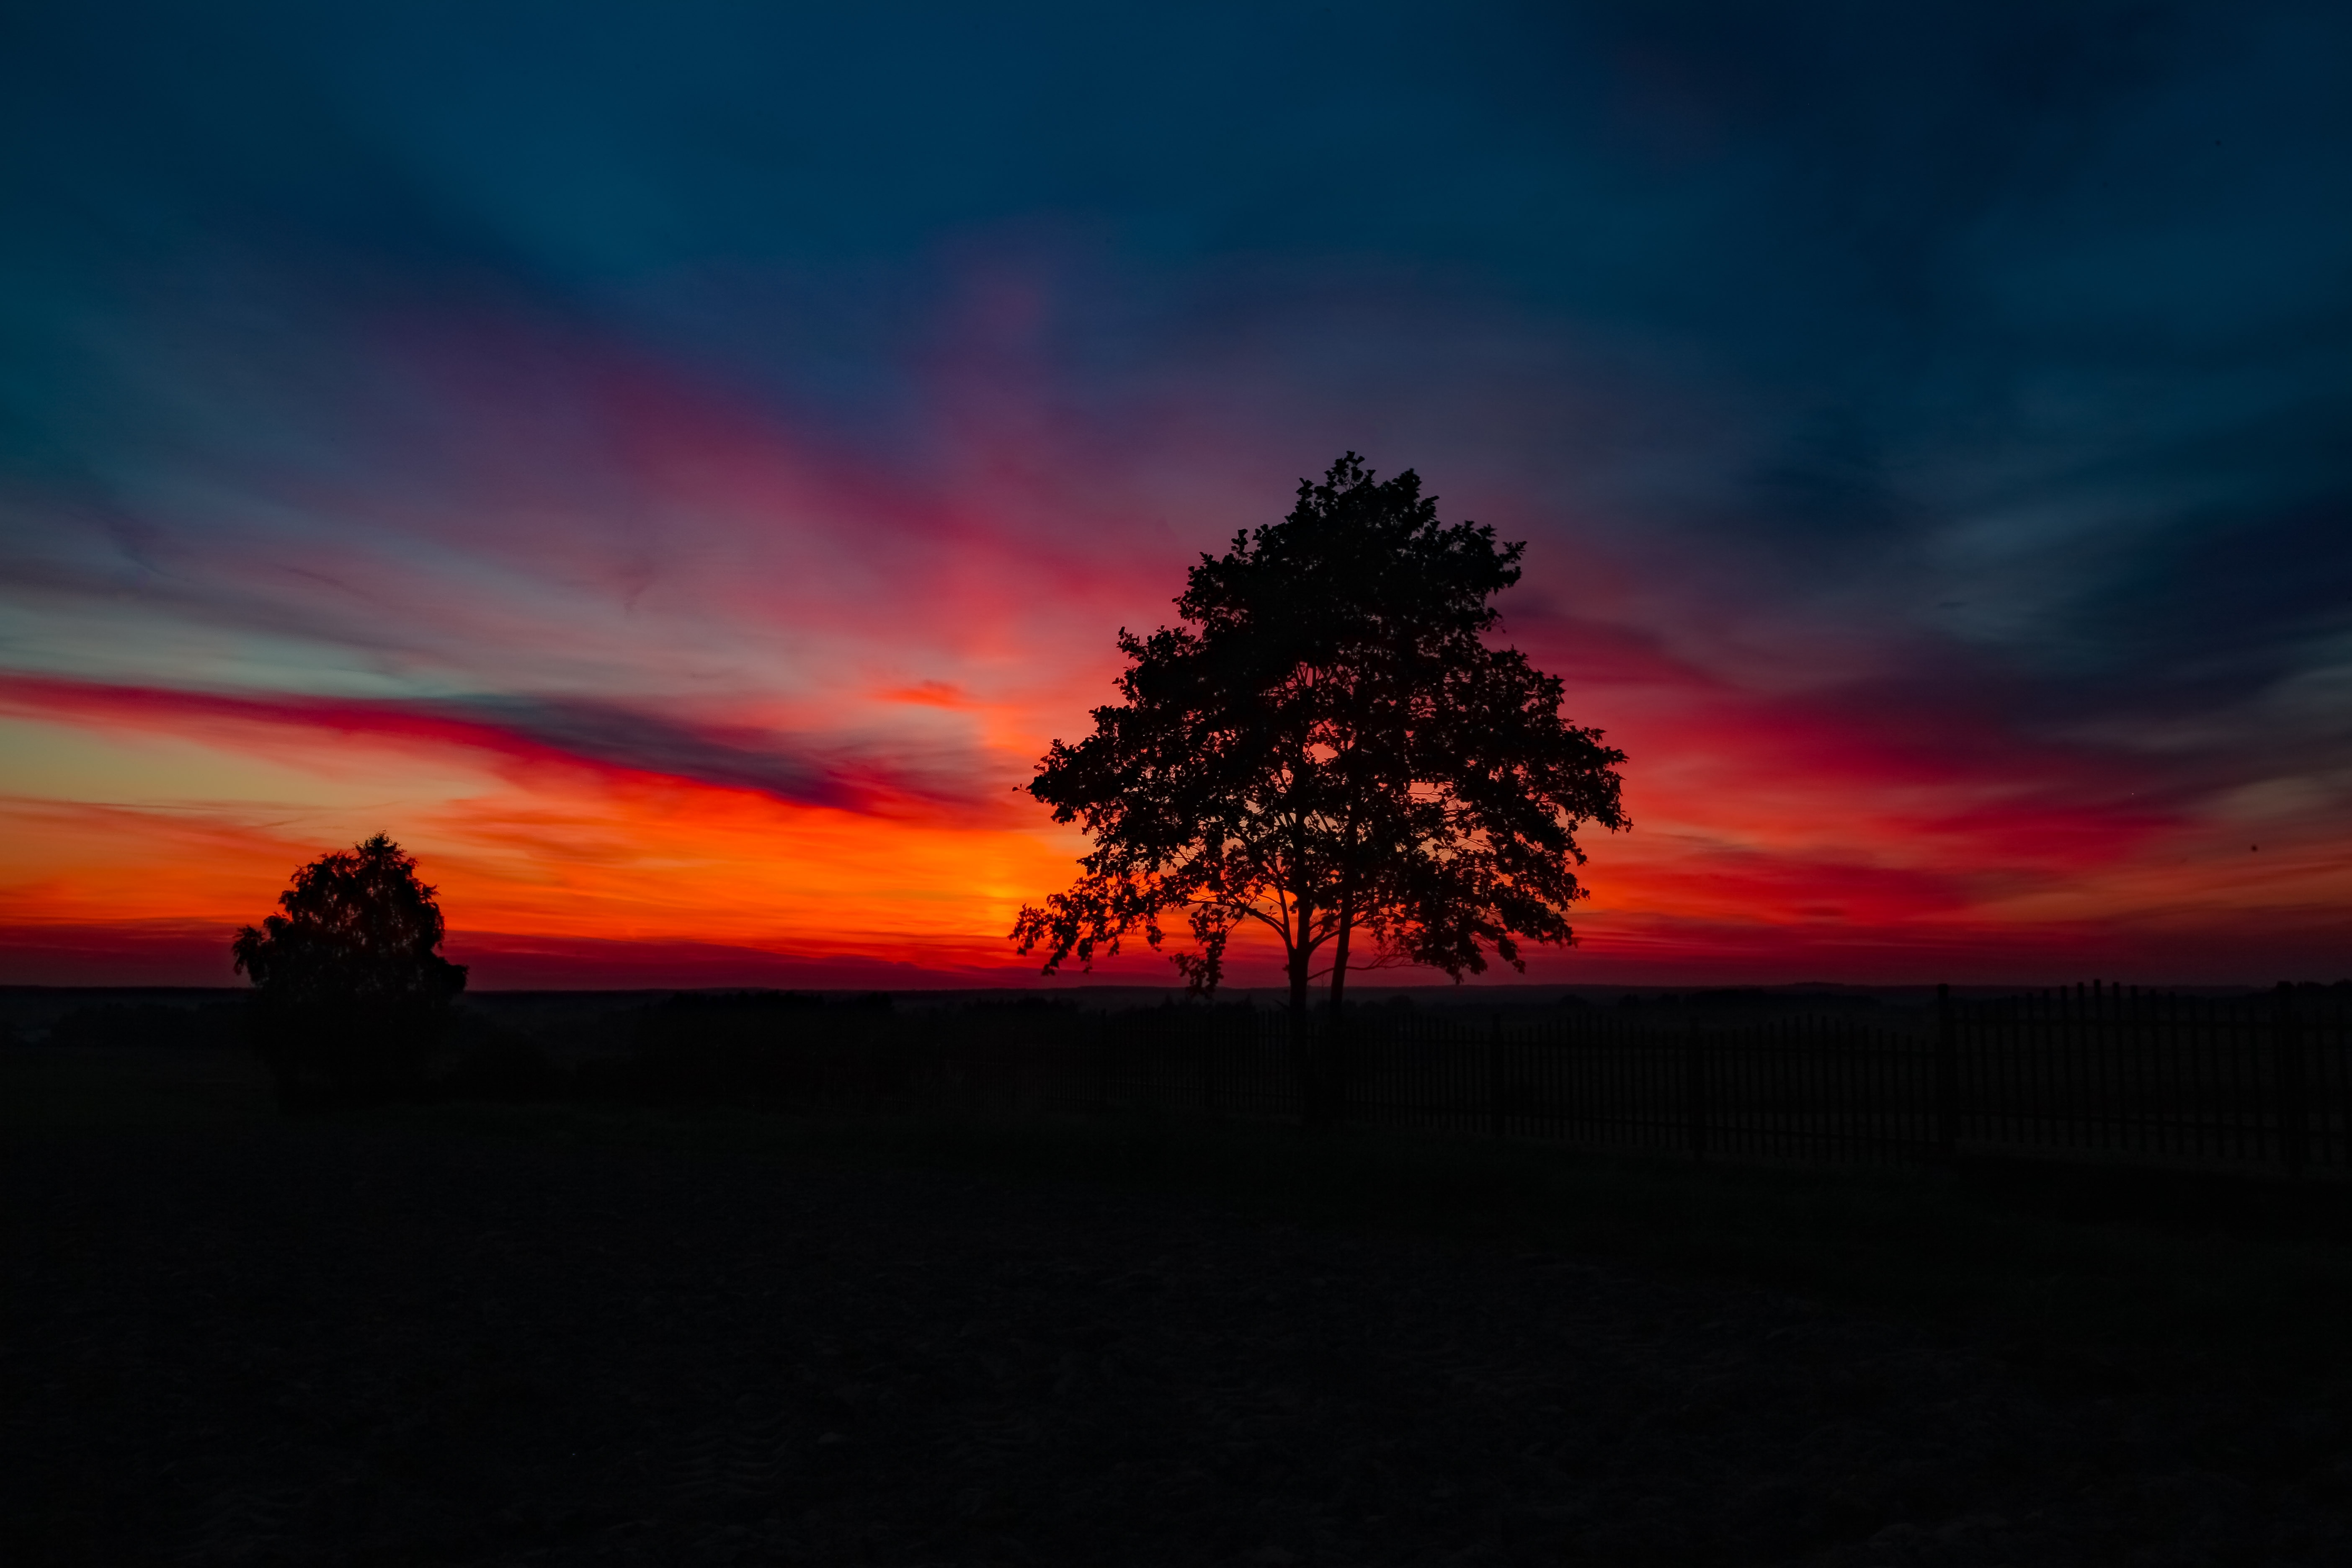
4;1047;2350;1566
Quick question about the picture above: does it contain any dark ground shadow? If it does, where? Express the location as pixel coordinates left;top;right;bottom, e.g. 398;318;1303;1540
2;1047;2346;1565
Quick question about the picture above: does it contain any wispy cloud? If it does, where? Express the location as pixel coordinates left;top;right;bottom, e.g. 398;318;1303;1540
3;3;2348;983
0;675;1012;822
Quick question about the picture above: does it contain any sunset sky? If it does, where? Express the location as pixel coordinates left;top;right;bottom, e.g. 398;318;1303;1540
4;3;2349;988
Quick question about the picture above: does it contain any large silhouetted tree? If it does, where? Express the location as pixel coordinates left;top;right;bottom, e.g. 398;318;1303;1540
1013;453;1627;1055
232;833;468;1104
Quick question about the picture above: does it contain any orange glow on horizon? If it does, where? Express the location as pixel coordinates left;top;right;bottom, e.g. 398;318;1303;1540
6;660;2348;990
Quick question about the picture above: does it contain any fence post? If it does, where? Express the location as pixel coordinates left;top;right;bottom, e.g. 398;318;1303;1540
1936;983;1958;1159
2275;982;2308;1178
1684;1024;1708;1161
1293;1010;1318;1129
1007;1010;1024;1107
1199;1006;1221;1119
1097;1011;1112;1111
1488;1013;1506;1137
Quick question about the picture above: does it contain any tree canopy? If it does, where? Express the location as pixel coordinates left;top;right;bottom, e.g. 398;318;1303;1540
233;833;467;1100
1012;453;1627;1016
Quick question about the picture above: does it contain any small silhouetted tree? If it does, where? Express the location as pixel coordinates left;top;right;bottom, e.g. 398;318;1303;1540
232;833;468;1104
1012;454;1627;1106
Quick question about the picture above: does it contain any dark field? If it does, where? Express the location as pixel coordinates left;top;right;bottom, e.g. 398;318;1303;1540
5;1044;2350;1565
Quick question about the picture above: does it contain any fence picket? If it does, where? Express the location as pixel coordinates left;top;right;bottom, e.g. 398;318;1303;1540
968;986;2343;1177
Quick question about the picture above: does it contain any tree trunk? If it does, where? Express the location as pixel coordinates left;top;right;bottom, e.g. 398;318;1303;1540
1328;906;1352;1013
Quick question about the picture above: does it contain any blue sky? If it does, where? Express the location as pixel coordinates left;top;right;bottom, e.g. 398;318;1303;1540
3;2;2348;985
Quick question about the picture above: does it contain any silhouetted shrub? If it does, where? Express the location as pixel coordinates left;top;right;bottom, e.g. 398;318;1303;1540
232;834;468;1106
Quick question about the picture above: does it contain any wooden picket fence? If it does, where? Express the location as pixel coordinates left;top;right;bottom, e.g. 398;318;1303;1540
898;983;2352;1177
